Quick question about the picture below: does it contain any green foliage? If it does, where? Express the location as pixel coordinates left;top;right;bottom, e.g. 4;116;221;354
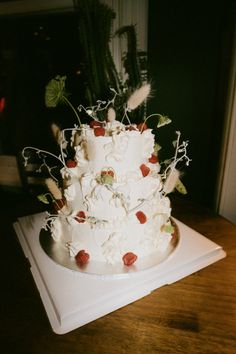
156;115;172;128
74;0;121;105
96;173;114;186
45;75;67;108
154;143;162;154
163;224;175;234
116;25;142;89
45;75;82;124
37;194;50;204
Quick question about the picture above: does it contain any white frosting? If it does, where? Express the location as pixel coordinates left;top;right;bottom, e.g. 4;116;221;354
49;121;173;265
74;126;155;176
51;217;63;242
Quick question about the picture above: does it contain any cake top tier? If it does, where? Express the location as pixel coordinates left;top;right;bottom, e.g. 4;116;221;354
22;76;191;204
64;120;154;178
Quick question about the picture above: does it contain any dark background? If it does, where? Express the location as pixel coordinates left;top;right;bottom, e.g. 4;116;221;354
0;11;84;154
0;0;235;208
147;0;235;207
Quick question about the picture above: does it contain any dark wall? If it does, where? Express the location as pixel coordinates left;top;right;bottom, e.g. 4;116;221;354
147;0;236;207
0;12;83;155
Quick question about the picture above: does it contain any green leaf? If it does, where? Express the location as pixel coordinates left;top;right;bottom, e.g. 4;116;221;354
157;115;172;128
37;194;50;204
45;75;67;108
175;178;187;194
163;223;175;233
154;143;161;155
101;174;114;185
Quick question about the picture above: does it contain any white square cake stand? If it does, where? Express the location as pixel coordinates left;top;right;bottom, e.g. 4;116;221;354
14;212;226;335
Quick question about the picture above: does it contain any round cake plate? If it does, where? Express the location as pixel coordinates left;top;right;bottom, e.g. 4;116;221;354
39;221;179;279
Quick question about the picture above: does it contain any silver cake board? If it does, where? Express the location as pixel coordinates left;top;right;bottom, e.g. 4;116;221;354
13;212;226;335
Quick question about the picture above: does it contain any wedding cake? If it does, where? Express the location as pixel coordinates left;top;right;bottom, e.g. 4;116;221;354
22;76;190;268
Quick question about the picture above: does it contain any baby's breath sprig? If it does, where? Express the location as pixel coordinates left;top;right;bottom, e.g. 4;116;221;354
78;87;119;122
162;131;191;178
42;213;69;232
22;146;66;182
161;131;191;195
22;124;81;180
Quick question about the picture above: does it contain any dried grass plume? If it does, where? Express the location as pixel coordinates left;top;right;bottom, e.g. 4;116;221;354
51;123;61;145
163;168;180;194
107;107;116;122
127;83;151;111
45;178;62;200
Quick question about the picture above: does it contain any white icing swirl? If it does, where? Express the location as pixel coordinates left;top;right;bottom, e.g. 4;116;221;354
74;143;88;166
66;241;81;257
141;129;155;158
104;132;129;162
51;217;63;242
60;165;81;179
64;184;76;202
101;232;122;264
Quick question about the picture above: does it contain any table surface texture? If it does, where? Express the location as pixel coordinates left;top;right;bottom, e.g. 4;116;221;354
0;192;235;354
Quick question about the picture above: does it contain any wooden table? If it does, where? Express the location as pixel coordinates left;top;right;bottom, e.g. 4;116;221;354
1;193;236;354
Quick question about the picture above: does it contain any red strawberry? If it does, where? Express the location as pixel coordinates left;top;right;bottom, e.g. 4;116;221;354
137;122;148;132
90;120;102;128
94;127;105;137
75;250;90;265
126;125;136;131
66;159;77;168
75;211;86;223
107;170;114;177
140;164;150;177
122;252;137;266
53;197;66;212
101;169;114;178
148;154;158;164
136;211;147;224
